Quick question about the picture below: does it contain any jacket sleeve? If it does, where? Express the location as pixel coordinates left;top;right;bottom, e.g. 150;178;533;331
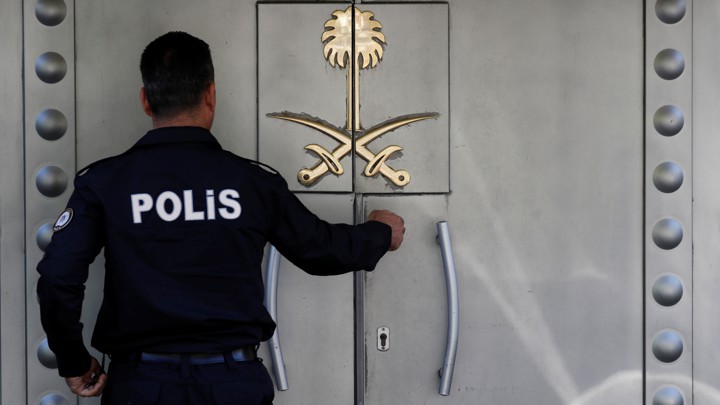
36;176;105;377
268;183;391;275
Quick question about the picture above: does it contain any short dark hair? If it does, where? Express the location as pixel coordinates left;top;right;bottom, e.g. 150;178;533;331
140;32;214;118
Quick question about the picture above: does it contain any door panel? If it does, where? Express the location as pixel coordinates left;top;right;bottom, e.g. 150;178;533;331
353;4;449;194
644;0;693;402
258;3;449;194
24;0;78;401
259;194;355;405
361;0;644;403
362;195;449;404
258;3;352;193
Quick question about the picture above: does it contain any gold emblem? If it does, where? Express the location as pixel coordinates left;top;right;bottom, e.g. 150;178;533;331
268;6;438;187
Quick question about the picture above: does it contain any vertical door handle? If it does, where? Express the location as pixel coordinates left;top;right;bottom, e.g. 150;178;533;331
264;245;289;391
437;221;459;396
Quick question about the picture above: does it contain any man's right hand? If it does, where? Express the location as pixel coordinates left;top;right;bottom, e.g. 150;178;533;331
65;356;106;397
367;210;405;251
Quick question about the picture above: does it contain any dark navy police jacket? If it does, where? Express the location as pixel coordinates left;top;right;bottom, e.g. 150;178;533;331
37;127;391;377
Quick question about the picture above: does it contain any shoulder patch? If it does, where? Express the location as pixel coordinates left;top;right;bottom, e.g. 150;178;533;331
53;208;74;232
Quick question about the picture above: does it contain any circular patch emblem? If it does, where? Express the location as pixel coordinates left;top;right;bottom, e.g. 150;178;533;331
53;208;73;232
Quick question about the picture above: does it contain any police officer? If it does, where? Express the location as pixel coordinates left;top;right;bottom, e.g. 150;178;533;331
37;31;405;404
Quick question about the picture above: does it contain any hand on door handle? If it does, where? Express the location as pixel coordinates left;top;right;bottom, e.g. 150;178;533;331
367;210;405;251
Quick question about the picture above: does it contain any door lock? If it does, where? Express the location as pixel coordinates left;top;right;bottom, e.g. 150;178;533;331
377;327;390;351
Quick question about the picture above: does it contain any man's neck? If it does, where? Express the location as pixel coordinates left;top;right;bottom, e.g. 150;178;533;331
152;118;210;129
151;112;212;130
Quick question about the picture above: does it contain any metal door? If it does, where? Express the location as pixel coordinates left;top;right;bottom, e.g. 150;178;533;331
362;0;645;404
258;194;357;404
258;1;644;404
258;4;450;405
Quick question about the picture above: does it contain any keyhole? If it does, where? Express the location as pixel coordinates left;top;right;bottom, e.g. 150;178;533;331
377;327;389;351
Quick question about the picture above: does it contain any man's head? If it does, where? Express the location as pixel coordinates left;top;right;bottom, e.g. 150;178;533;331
140;32;215;123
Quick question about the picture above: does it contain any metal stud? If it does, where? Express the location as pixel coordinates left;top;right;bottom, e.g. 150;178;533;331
35;165;68;198
654;49;685;80
37;393;69;405
35;109;67;141
35;222;54;252
652;274;683;307
653;105;684;137
655;0;686;25
35;52;67;84
653;386;684;405
35;0;67;27
36;339;58;369
652;330;684;363
652;162;683;193
652;218;683;250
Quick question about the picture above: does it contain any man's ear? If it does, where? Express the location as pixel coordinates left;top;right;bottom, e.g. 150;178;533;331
205;82;216;113
140;87;153;117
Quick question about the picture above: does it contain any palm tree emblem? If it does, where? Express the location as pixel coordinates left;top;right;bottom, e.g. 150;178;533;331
322;6;385;131
268;6;438;187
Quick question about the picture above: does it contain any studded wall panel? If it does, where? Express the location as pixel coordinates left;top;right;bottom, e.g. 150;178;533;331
645;1;692;404
24;0;77;404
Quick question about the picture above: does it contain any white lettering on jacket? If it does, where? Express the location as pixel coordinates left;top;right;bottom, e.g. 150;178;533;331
130;189;241;224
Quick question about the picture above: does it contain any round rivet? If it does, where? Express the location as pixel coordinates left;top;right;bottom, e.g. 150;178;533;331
655;0;686;24
654;49;685;80
652;275;683;307
35;165;68;198
652;330;684;363
35;52;67;84
36;222;54;252
37;338;58;369
652;218;683;250
38;393;69;405
653;162;684;193
35;109;68;141
35;0;67;26
653;105;684;137
653;386;684;405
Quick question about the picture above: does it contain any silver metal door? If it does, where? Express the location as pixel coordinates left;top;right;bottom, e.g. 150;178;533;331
258;4;450;404
361;0;645;403
259;194;357;404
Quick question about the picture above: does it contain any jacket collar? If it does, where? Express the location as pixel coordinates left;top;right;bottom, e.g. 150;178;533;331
133;126;222;149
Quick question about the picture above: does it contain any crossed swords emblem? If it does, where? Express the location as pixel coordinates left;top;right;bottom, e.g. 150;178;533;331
267;6;438;187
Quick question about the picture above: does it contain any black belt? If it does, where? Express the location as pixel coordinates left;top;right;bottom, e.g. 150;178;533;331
115;346;257;365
